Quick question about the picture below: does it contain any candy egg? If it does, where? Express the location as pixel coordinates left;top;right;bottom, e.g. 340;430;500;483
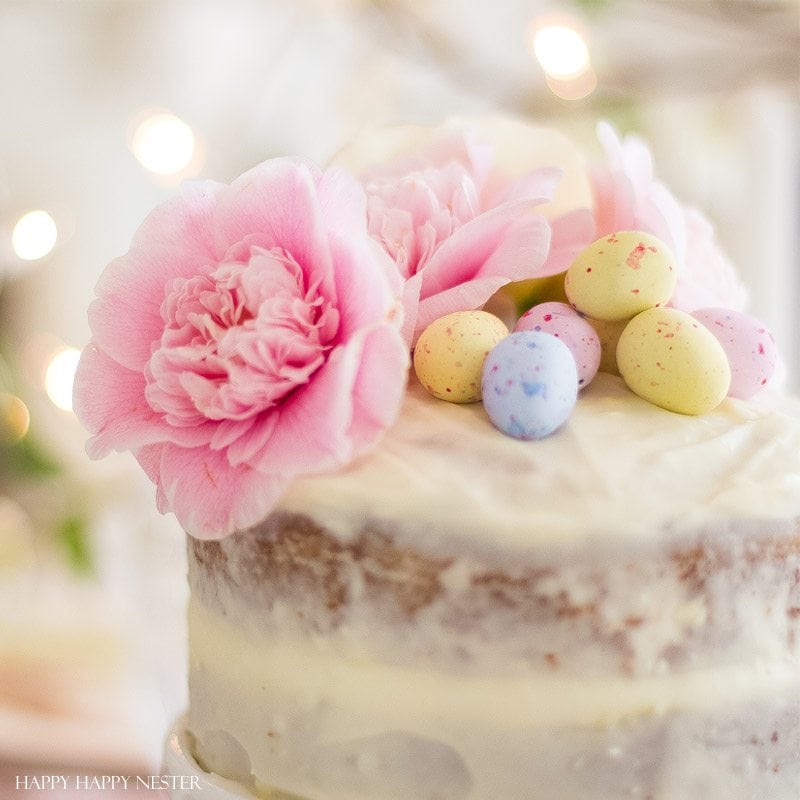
515;302;601;389
414;311;509;403
691;308;778;400
565;231;677;321
586;316;628;376
616;308;731;415
481;331;578;440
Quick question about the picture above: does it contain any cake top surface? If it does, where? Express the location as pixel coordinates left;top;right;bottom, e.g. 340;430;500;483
72;115;795;540
278;372;800;552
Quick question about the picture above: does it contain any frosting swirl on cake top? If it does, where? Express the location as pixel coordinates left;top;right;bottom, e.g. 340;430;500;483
278;373;800;551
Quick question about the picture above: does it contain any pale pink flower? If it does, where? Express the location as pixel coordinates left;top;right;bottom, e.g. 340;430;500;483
74;159;408;539
360;127;593;344
592;122;747;311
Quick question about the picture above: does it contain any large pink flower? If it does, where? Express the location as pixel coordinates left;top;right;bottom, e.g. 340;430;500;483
74;159;408;539
359;127;593;344
592;122;747;311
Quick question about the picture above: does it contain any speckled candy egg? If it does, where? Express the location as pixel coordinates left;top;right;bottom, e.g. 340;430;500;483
565;231;677;321
414;311;509;403
691;308;778;400
616;308;731;415
586;316;628;376
515;302;601;389
481;331;578;440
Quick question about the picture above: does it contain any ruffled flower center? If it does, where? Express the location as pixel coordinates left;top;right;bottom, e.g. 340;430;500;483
366;163;481;280
144;246;339;427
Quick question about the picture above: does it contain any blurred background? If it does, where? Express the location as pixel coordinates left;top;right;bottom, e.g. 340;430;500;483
0;0;797;795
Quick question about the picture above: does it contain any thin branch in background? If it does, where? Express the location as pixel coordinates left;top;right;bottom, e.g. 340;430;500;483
359;0;798;114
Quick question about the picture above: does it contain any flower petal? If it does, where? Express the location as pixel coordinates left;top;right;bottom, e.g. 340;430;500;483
327;231;402;344
155;444;287;539
252;324;407;476
317;166;370;237
485;166;562;206
346;325;409;452
212;158;332;281
399;270;424;346
418;200;550;299
636;181;686;260
74;343;214;459
89;181;222;372
134;444;169;513
224;412;280;467
540;208;596;276
415;276;512;336
591;166;636;238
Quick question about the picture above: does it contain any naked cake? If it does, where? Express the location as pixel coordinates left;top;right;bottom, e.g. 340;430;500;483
74;117;800;799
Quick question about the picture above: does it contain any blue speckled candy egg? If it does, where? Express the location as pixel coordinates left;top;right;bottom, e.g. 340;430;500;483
481;331;578;440
515;301;601;389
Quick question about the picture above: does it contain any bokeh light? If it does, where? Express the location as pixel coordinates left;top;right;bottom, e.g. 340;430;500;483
44;347;81;412
11;210;58;261
546;67;598;102
0;392;31;443
130;112;196;175
531;24;591;80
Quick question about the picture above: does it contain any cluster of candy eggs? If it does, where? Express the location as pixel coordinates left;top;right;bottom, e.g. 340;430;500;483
565;231;778;414
413;305;600;440
413;230;779;440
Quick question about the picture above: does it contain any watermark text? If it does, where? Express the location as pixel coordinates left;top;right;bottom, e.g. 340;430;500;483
15;775;202;791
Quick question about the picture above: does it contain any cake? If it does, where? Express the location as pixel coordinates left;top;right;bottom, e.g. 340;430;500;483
185;374;800;800
74;117;800;799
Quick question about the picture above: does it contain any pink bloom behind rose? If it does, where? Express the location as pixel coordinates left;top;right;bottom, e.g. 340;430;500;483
363;130;593;344
592;122;747;312
74;159;408;539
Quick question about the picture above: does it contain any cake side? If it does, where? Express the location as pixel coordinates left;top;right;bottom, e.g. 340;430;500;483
188;511;800;678
186;379;800;800
186;512;800;800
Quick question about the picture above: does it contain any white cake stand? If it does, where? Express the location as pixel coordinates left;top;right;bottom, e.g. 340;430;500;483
163;716;256;800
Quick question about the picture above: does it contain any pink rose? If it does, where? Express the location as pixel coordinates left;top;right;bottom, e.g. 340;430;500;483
340;120;594;344
592;122;747;312
74;159;408;539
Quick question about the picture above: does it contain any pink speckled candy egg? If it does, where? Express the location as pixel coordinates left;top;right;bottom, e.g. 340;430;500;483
414;310;509;403
481;332;578;440
515;302;601;389
691;308;778;399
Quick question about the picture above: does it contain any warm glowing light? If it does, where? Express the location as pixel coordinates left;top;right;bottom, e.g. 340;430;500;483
0;393;30;443
12;210;58;261
532;24;591;79
45;348;81;412
131;112;195;175
546;67;598;101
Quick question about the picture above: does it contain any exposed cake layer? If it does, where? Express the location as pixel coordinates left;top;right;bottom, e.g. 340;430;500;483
276;374;800;552
189;514;800;677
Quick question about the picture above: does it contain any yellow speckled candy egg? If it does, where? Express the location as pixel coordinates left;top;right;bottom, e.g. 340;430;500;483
414;311;509;403
565;231;677;321
616;308;731;415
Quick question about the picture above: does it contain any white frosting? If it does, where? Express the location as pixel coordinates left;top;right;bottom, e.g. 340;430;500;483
187;602;800;800
278;374;800;550
189;603;796;729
